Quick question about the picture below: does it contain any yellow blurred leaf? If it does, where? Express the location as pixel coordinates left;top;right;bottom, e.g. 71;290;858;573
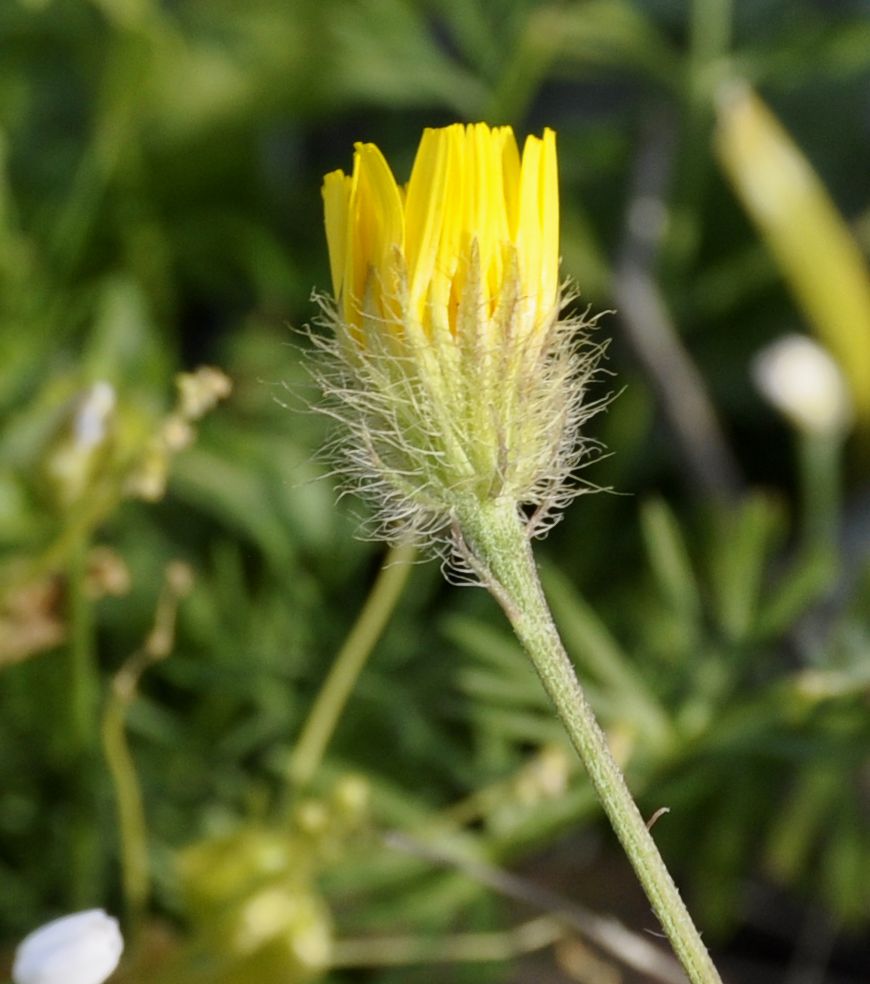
714;83;870;426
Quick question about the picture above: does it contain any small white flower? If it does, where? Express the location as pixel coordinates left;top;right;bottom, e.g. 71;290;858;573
73;382;117;451
12;910;123;984
752;334;853;436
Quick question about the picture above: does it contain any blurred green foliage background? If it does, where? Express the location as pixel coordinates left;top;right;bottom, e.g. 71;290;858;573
1;0;869;981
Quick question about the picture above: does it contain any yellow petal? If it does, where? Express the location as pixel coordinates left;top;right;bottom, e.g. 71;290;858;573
498;128;521;240
356;142;404;266
359;143;404;317
517;134;544;315
468;123;504;305
443;126;473;316
322;169;351;300
345;142;403;325
405;126;452;316
539;128;559;314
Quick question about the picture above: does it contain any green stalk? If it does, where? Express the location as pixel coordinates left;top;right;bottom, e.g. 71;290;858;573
289;542;416;789
101;562;192;943
457;499;722;984
102;670;151;935
331;915;563;967
667;0;733;274
69;538;98;761
67;537;102;907
797;430;841;576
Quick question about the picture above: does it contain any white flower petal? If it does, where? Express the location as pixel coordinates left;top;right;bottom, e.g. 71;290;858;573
13;910;123;984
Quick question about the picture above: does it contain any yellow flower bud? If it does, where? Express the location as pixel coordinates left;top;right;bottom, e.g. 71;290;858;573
315;123;603;546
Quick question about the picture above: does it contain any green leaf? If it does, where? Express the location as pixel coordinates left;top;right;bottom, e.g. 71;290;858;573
640;498;702;629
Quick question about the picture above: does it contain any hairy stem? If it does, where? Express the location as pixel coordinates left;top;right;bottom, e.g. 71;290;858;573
457;499;722;984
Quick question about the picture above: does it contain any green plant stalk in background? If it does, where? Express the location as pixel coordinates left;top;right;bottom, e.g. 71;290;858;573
458;499;723;984
102;675;150;936
102;562;192;941
797;431;842;577
289;541;416;789
67;535;103;908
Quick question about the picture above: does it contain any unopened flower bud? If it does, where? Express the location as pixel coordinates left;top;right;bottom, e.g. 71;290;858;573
176;366;233;420
315;123;603;549
752;334;852;436
229;886;331;970
12;909;123;984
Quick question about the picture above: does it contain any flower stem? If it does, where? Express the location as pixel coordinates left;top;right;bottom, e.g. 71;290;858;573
797;430;841;575
457;500;722;984
289;542;416;789
67;536;102;907
69;538;98;762
101;562;191;939
331;915;563;967
102;675;150;935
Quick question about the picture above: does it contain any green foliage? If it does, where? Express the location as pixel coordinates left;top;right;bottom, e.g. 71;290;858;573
1;0;869;980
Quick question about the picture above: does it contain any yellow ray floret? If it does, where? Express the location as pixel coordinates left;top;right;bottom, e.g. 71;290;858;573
322;123;559;338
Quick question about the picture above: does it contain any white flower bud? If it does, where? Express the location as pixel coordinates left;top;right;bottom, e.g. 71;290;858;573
12;910;123;984
73;382;116;451
752;334;853;436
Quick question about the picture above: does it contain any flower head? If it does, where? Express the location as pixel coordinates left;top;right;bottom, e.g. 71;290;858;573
315;123;603;547
13;910;123;984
